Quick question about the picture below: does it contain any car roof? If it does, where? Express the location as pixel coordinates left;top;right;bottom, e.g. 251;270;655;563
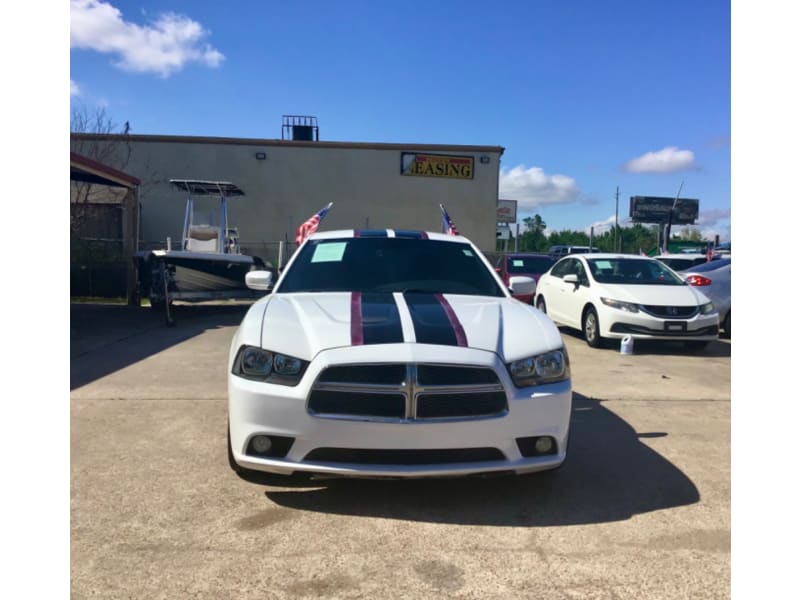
308;229;468;243
657;253;709;259
569;253;653;260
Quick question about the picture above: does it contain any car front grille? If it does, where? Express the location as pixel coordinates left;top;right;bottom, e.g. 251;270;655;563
302;447;506;465
639;305;699;319
308;363;508;421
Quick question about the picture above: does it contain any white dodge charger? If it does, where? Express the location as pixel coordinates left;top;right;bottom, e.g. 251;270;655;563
227;229;572;479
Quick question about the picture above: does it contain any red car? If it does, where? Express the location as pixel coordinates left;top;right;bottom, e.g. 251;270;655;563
495;253;556;304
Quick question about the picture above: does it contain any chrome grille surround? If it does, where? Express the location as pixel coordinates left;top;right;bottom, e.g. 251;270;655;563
308;363;508;422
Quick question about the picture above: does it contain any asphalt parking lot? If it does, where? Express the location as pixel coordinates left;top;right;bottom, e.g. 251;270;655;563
70;301;730;599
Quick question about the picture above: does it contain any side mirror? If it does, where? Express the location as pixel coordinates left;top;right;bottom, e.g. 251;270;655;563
509;275;536;297
245;270;274;291
563;274;579;285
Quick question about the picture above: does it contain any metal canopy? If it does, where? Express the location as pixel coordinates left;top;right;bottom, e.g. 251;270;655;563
70;152;141;189
170;179;245;196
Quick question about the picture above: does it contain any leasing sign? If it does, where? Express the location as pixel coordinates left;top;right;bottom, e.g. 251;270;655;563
401;153;474;180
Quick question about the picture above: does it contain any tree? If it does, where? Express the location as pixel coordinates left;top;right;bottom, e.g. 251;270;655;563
677;227;704;242
70;105;133;234
519;214;548;251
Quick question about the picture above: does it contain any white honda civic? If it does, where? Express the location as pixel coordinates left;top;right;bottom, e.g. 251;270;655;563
534;253;719;350
228;229;572;479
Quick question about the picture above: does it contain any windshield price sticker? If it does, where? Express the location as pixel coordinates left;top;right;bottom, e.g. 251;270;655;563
311;242;348;263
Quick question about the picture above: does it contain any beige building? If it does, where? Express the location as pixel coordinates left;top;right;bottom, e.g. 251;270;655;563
71;132;504;267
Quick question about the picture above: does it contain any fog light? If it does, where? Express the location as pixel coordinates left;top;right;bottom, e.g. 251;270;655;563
534;437;553;454
251;435;272;454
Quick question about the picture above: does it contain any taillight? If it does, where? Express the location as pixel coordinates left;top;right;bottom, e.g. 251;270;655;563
686;275;712;286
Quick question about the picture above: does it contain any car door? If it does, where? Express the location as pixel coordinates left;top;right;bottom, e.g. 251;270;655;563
562;258;591;327
543;258;580;326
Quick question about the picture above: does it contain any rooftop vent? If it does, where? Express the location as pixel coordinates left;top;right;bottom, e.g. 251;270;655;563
282;115;319;141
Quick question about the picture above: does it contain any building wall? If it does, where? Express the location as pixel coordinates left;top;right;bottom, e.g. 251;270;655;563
70;135;504;260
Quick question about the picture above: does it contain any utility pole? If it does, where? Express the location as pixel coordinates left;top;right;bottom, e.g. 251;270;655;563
614;186;619;252
664;181;684;253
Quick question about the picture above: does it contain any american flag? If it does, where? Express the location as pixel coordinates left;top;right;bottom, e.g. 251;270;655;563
295;202;333;245
440;204;459;235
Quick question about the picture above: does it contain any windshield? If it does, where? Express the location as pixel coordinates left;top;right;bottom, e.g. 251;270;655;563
507;256;554;274
277;237;505;296
587;257;685;285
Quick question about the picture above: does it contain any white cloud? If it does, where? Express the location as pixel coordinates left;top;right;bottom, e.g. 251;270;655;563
70;80;81;96
70;0;224;78
584;214;633;236
683;208;731;242
499;165;580;210
624;147;696;174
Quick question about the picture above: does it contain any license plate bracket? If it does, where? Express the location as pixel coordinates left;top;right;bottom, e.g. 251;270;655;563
664;321;686;332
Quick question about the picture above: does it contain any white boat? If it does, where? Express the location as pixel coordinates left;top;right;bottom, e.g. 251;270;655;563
134;180;273;323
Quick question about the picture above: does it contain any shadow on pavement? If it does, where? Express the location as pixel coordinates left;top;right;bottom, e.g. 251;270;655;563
559;327;731;357
257;393;700;527
70;302;251;390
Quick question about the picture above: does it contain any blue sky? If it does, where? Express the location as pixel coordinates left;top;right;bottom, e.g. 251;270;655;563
69;0;731;241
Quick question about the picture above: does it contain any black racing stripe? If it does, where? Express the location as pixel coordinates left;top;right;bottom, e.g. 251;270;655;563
354;229;389;238
360;293;404;345
404;292;459;346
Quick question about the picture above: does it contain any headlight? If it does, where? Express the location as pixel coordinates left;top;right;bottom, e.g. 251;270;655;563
601;297;640;313
700;302;715;315
232;345;308;386
507;348;570;387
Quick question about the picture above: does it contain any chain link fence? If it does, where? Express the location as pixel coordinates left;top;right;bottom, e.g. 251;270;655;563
71;237;294;299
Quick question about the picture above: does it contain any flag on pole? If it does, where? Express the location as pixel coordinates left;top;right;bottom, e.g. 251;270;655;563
639;247;647;256
440;204;459;236
295;202;333;245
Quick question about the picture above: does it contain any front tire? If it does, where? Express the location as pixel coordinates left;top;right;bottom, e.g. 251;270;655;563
536;296;547;314
722;311;730;338
583;307;605;348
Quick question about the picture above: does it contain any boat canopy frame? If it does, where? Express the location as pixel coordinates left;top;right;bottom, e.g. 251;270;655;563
170;179;245;255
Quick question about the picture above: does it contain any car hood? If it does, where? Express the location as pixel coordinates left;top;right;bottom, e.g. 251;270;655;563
258;291;563;362
598;284;711;306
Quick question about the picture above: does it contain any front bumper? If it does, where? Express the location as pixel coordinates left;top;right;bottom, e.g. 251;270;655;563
602;310;719;341
228;344;572;477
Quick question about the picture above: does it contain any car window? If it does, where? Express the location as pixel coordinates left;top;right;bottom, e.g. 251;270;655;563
574;260;589;286
587;258;685;285
507;256;554;274
277;237;505;296
657;257;707;271
550;258;572;277
683;258;731;273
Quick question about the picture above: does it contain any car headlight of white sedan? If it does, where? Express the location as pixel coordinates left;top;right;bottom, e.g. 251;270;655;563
507;348;570;387
232;345;308;386
600;297;640;313
700;302;715;315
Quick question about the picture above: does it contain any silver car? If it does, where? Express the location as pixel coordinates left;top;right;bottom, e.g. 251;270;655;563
679;258;731;337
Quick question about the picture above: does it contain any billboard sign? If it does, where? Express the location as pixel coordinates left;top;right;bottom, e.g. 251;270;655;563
629;196;699;224
496;199;517;223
